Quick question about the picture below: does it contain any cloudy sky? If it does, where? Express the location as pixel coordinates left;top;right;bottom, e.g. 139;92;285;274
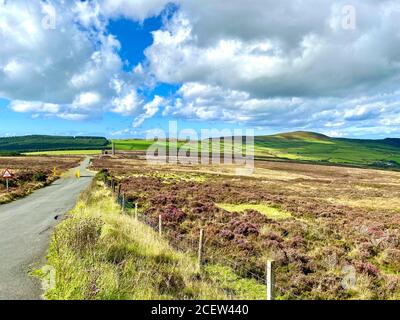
0;0;400;138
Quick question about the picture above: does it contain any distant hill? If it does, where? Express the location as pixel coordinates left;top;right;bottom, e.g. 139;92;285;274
0;135;110;153
254;131;400;168
3;132;399;169
111;131;400;169
268;131;331;142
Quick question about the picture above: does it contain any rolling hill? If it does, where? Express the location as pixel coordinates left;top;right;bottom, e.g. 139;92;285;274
1;132;400;169
253;131;400;167
0;135;109;153
111;131;400;168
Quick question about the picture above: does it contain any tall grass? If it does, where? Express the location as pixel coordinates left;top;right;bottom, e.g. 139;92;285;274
36;180;265;300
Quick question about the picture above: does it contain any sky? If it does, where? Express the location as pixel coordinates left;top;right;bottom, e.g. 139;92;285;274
1;0;400;139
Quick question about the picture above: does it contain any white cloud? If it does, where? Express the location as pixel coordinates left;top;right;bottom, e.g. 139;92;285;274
99;0;175;21
72;92;102;111
10;100;60;114
0;0;157;122
111;90;143;116
145;2;400;98
133;95;164;127
2;0;400;136
164;82;400;137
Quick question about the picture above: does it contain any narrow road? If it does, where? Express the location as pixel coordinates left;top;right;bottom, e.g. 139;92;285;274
0;157;94;300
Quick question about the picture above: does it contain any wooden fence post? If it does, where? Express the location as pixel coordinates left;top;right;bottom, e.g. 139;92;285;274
266;260;276;301
135;203;138;221
117;184;121;198
198;229;204;271
122;194;125;213
159;215;162;236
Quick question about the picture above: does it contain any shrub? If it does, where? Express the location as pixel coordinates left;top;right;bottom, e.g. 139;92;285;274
161;205;186;224
355;262;380;277
32;172;48;182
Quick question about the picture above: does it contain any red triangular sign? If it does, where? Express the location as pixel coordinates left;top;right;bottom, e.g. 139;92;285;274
3;169;13;179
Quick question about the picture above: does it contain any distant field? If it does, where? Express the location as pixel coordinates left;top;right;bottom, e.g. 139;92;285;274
111;139;154;151
112;132;400;169
24;150;102;156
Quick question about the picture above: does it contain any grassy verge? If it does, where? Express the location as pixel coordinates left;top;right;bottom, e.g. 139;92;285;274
36;179;265;300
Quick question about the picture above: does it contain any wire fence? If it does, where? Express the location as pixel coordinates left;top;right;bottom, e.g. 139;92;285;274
104;175;301;300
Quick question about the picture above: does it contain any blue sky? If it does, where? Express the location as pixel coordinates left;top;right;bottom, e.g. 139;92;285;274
1;1;400;139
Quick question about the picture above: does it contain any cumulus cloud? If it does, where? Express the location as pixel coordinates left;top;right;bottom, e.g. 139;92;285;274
164;82;400;137
2;0;400;136
0;0;158;123
146;1;400;98
99;0;175;21
138;0;400;135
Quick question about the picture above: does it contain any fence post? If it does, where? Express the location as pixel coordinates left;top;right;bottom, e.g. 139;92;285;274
197;229;204;271
159;215;162;236
117;184;121;198
122;194;125;213
135;203;138;221
266;260;275;301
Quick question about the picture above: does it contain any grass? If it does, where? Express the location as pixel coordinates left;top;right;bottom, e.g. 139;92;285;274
36;179;265;300
217;203;292;220
24;150;102;155
254;132;400;167
111;131;400;169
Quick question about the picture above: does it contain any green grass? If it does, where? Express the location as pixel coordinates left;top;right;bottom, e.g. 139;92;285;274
253;131;400;167
204;265;266;300
108;131;400;169
24;150;102;156
110;139;155;151
36;180;264;300
217;203;292;220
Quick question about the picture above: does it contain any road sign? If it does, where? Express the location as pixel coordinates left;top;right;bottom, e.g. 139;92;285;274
2;169;13;179
2;169;13;192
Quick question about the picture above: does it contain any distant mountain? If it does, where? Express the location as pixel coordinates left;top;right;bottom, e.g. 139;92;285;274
0;135;110;153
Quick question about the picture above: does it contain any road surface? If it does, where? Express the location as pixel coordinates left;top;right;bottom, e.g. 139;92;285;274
0;157;94;300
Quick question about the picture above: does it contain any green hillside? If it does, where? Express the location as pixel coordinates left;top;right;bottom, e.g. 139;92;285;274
112;131;400;168
0;135;109;153
2;132;400;169
110;139;154;151
253;131;400;167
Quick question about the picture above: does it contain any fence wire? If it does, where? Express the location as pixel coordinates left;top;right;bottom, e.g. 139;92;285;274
103;176;300;300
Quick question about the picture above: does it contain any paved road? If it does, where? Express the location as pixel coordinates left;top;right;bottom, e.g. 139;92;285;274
0;157;94;300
